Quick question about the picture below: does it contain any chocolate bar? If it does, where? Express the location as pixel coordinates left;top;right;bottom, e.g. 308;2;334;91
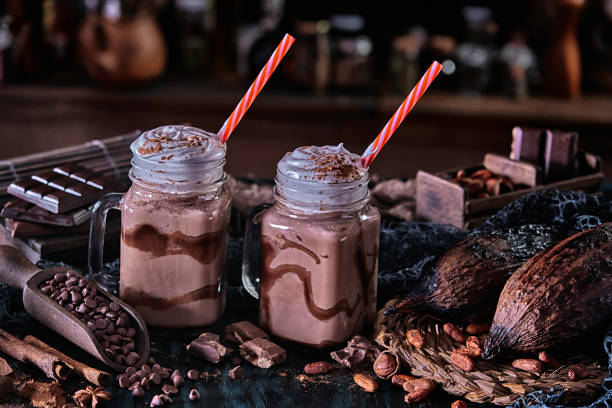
5;218;91;238
186;333;229;364
1;200;90;227
7;164;123;214
544;130;578;182
510;127;545;164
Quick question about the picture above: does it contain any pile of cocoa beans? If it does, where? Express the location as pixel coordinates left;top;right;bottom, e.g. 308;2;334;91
451;169;518;199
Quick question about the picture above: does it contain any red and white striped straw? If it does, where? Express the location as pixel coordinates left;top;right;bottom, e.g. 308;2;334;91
218;33;295;143
360;61;443;168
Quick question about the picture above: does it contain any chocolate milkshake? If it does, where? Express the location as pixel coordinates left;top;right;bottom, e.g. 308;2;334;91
245;145;380;348
118;126;230;328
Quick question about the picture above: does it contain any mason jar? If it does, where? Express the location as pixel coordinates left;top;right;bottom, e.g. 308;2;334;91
89;125;230;328
242;144;380;349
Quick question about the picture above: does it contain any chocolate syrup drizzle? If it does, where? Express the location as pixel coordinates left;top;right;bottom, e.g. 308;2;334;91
121;224;227;265
121;283;220;310
259;232;376;328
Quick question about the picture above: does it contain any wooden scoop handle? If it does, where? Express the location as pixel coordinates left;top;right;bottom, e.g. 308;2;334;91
0;245;41;290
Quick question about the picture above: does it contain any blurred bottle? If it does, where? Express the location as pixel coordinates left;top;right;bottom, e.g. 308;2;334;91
291;20;330;94
390;27;426;95
328;14;373;92
456;6;497;96
499;32;537;99
175;0;215;73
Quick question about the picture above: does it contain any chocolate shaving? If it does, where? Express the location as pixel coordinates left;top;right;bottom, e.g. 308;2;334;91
330;335;381;369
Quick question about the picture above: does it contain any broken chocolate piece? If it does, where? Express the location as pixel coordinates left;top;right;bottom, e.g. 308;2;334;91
330;335;381;369
239;338;286;368
186;333;229;364
225;321;269;344
544;129;578;182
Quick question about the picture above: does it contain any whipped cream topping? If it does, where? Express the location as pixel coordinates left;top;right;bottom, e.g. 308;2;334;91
277;144;365;183
130;125;226;193
275;144;370;213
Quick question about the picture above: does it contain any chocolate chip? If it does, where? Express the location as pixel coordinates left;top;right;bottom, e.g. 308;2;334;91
78;278;87;288
41;286;53;295
59;291;70;302
84;297;97;309
105;321;116;334
171;370;181;378
70;292;82;304
96;305;108;315
186;369;199;380
65;277;78;287
95;319;108;329
54;273;67;282
115;316;128;328
150;395;163;407
115;354;126;365
126;328;137;338
149;372;161;385
189;389;200;401
117;374;130;388
159;369;170;379
171;375;184;388
126;352;140;367
148;357;156;365
162;384;178;395
125;366;137;376
128;372;142;384
140;376;150;390
132;385;145;398
109;334;121;344
141;364;151;374
117;328;127;336
76;304;90;314
152;364;161;373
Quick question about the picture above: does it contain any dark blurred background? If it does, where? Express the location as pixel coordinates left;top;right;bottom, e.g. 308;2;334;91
0;0;611;179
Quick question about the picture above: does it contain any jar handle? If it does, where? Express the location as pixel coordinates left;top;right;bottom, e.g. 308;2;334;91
241;203;272;299
88;193;123;294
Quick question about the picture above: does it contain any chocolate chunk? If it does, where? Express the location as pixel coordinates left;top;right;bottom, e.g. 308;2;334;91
510;127;545;164
229;366;243;380
330;335;381;369
189;389;200;401
186;369;199;380
225;321;269;344
544;129;578;182
239;338;286;368
186;332;229;364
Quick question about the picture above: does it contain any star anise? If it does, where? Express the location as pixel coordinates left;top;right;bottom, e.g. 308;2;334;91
73;386;111;408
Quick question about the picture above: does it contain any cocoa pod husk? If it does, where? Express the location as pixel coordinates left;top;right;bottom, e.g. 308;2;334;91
483;223;612;360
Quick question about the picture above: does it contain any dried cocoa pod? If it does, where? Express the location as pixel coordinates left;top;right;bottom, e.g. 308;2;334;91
391;374;415;387
443;323;466;343
568;365;589;380
386;234;527;321
373;351;400;380
353;374;378;392
405;388;430;403
402;378;435;393
484;223;612;359
450;350;474;372
451;400;467;408
303;362;332;375
512;359;544;374
406;329;425;348
538;351;561;369
466;323;490;335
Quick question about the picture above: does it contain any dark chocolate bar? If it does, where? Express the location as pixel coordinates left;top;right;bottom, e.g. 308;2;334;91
544;130;578;182
510;127;545;164
239;338;286;368
1;200;90;227
7;164;123;214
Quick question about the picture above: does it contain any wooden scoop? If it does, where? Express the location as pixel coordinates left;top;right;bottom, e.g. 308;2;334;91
0;245;149;371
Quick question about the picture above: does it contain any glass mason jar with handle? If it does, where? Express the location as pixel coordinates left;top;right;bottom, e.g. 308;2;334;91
89;125;231;328
242;144;380;349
